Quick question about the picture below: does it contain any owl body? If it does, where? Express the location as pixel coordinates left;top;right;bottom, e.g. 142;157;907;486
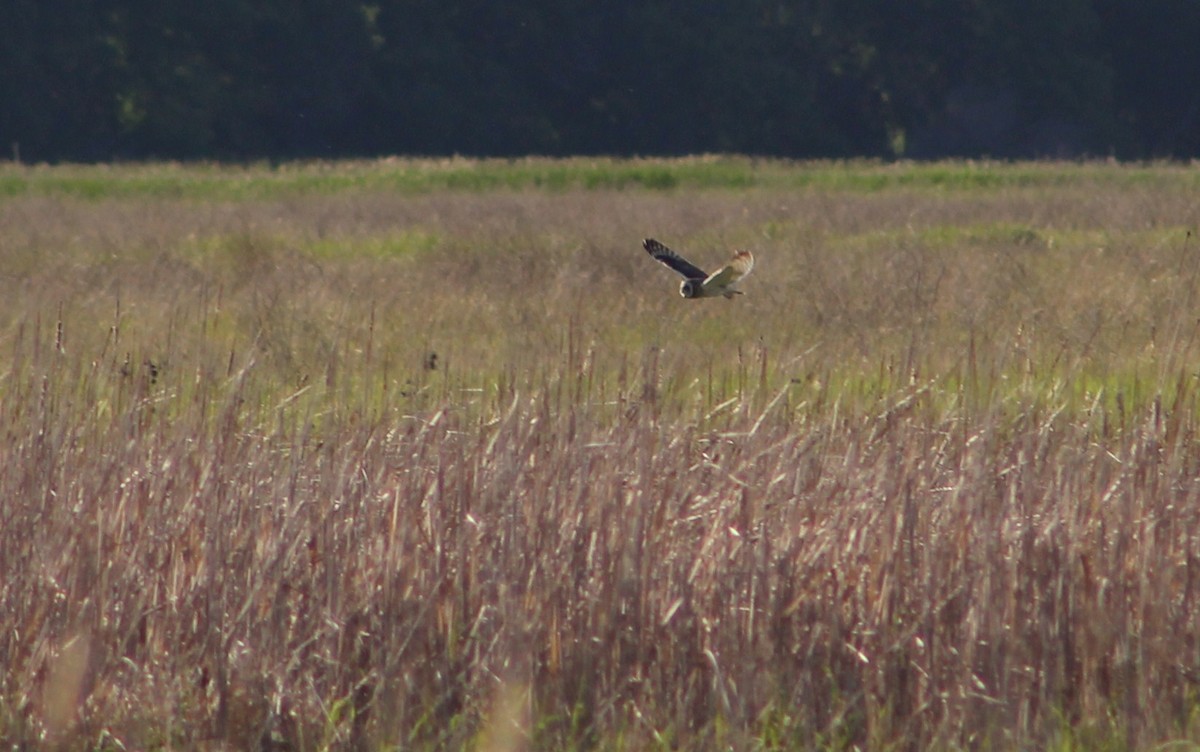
643;238;754;299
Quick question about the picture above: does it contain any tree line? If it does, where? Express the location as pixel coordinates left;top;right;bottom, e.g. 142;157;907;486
3;0;1199;162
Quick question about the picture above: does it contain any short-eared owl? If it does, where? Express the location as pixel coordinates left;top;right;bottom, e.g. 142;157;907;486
643;238;755;299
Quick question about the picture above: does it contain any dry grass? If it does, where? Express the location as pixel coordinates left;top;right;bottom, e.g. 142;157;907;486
2;159;1200;750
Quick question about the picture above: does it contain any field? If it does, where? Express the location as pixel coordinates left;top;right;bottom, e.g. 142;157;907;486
2;157;1200;750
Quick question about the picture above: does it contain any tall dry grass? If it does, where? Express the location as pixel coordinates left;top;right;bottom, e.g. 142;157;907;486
2;161;1200;749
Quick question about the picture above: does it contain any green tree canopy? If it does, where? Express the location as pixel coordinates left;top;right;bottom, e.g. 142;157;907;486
1;0;1195;161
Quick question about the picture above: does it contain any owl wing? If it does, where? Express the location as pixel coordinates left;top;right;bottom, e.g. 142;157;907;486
702;250;755;289
643;238;708;280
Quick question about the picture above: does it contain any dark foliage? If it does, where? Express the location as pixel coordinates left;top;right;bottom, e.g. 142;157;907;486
1;0;1195;161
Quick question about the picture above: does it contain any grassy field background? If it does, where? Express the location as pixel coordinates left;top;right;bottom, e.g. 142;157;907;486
2;157;1200;750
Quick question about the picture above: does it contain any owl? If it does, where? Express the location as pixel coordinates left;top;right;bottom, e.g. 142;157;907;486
643;238;755;299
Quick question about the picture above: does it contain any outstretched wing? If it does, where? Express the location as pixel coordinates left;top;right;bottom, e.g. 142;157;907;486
643;238;708;280
702;250;755;288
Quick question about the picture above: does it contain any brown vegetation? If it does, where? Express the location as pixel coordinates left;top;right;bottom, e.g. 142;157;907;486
1;161;1199;749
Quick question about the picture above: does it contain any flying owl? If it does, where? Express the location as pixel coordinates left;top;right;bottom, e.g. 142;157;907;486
643;238;755;299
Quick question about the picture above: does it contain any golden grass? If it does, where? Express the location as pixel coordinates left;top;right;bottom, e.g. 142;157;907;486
2;159;1200;749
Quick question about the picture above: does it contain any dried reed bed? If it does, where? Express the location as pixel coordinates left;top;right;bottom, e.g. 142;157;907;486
2;162;1200;749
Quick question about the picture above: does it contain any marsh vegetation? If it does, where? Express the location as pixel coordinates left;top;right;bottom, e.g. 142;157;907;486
2;158;1199;749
